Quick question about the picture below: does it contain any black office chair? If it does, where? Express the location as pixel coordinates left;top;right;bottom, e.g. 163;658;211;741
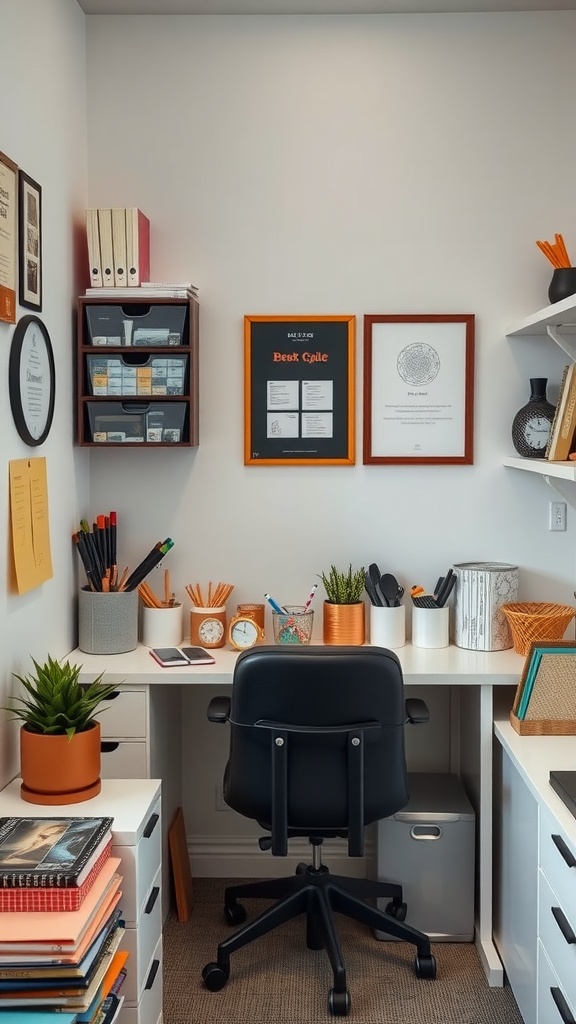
201;645;437;1016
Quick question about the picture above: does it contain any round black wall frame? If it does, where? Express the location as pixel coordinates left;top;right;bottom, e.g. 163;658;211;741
9;314;56;446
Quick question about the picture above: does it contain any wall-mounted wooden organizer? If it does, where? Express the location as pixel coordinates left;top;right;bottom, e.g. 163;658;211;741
76;295;199;448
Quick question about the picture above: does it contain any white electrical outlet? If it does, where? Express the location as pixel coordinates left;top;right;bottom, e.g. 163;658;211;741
215;784;230;811
549;501;567;531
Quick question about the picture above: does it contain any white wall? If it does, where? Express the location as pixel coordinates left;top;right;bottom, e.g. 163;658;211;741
85;13;576;615
83;12;576;845
0;0;89;788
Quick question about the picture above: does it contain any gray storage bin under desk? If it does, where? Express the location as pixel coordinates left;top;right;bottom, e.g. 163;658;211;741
375;772;475;942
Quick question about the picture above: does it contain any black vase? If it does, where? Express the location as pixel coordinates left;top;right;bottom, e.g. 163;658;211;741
548;267;576;305
511;378;555;459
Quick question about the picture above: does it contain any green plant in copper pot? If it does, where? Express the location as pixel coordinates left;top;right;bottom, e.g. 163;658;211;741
318;564;366;605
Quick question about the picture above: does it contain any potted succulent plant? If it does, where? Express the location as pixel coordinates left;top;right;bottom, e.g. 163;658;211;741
2;655;117;805
318;564;366;645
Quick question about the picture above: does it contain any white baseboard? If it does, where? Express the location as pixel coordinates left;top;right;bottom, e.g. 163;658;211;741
189;835;375;878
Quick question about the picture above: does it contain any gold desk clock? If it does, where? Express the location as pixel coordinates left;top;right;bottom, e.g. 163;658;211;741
228;613;264;651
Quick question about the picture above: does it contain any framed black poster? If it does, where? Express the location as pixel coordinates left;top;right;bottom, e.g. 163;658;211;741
244;315;355;466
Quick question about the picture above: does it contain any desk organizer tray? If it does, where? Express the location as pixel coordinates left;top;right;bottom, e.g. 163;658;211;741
87;401;188;443
86;353;188;396
510;639;576;735
85;303;187;346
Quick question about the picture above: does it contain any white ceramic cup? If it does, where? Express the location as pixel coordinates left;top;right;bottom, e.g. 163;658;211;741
141;604;183;648
370;605;406;649
411;605;450;649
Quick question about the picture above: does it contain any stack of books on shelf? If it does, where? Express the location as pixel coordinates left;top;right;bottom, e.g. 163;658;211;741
0;816;128;1024
86;208;151;289
546;362;576;461
84;282;198;300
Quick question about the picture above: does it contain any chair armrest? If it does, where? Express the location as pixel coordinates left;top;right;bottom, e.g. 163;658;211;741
207;696;231;723
405;697;429;725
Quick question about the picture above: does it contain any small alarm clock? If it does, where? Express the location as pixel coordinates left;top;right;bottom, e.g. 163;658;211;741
228;614;264;651
190;606;226;649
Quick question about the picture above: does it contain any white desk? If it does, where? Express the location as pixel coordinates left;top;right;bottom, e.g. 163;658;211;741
70;641;525;986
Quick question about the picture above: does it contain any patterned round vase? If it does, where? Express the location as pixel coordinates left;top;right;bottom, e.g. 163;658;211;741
511;378;555;459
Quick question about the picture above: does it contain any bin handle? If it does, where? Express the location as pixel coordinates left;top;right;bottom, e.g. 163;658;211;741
410;825;443;841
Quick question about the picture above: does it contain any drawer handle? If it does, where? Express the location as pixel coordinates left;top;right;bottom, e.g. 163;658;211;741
102;691;121;701
145;959;160;991
552;906;576;945
145;886;160;915
144;812;160;839
552;834;576;869
551;986;576;1023
101;742;120;753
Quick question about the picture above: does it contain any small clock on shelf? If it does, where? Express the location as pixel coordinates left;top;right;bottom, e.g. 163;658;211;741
228;614;264;651
511;377;555;459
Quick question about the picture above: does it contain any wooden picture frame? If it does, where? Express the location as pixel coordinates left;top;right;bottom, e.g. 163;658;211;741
363;313;475;465
18;170;42;312
0;151;18;324
168;806;193;922
244;314;355;465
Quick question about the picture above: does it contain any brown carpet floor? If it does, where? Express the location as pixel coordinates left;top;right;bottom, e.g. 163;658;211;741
163;878;523;1023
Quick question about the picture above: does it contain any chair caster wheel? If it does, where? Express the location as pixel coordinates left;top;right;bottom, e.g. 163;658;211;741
328;988;351;1016
202;962;230;991
385;899;407;921
224;902;247;926
296;862;308;875
415;953;437;979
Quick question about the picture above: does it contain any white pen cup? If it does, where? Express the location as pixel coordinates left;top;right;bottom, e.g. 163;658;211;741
411;605;450;649
141;603;183;648
370;604;406;649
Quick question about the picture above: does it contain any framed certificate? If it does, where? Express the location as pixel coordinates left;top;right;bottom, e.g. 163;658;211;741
0;151;18;324
9;315;56;446
244;315;355;466
363;314;475;465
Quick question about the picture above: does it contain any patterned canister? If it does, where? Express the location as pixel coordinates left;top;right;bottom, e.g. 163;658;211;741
453;562;518;651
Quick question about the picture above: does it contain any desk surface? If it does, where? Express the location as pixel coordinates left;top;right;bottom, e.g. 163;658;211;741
69;642;525;686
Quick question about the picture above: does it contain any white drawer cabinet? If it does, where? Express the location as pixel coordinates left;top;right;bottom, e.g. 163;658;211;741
495;718;576;1024
91;682;182;922
0;778;162;1024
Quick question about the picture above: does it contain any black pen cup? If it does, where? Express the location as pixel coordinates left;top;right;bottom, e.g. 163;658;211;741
78;587;138;654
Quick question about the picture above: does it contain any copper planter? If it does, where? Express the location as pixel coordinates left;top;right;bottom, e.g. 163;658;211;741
322;601;366;646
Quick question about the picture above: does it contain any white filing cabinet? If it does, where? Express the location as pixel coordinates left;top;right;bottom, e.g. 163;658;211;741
94;684;181;921
494;714;576;1024
0;778;163;1024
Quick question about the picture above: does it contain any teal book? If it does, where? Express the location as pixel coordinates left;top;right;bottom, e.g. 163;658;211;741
0;1014;77;1023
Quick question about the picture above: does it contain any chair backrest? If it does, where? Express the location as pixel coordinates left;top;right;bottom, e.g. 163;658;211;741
222;645;410;854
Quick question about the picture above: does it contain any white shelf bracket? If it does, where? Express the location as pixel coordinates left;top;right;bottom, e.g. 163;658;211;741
546;325;576;362
542;474;576;511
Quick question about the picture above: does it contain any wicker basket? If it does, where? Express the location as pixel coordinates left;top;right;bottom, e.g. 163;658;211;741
501;602;576;656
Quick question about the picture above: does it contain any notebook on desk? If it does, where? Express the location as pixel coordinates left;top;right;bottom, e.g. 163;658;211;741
549;770;576;820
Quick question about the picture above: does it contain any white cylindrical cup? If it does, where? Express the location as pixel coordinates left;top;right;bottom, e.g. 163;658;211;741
411;606;450;649
370;605;406;649
141;604;183;648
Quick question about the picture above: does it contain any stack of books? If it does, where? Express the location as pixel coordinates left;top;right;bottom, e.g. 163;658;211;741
0;816;128;1024
546;363;576;461
84;281;198;300
86;208;150;289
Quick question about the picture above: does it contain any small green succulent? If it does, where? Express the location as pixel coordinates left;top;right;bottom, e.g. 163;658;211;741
2;655;118;740
318;564;366;605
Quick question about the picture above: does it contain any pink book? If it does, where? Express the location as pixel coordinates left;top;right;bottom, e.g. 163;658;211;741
126;208;150;287
0;858;121;947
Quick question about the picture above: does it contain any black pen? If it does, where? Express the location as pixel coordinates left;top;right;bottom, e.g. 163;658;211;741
124;539;174;591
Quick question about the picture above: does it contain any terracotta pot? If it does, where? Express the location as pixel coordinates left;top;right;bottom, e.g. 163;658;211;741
322;601;366;646
20;722;102;805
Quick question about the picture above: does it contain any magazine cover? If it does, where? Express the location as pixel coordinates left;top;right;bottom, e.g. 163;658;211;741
0;817;113;888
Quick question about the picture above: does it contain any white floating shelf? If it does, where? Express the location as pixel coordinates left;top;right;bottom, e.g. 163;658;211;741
502;456;576;481
506;296;576;337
